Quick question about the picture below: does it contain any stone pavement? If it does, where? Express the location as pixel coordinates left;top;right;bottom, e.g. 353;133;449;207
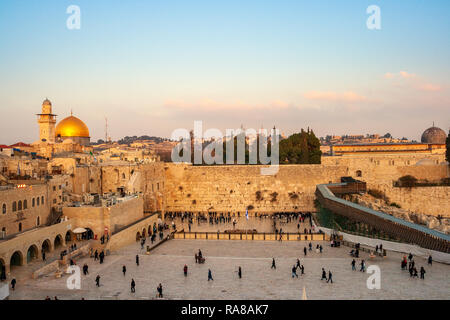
7;238;450;300
170;216;313;233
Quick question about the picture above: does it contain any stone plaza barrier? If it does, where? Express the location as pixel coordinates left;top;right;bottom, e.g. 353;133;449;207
173;231;326;241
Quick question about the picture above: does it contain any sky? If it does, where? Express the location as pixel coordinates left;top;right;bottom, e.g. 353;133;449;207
0;0;449;144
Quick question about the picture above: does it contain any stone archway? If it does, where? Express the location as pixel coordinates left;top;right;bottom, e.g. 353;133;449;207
42;239;52;253
65;230;74;243
54;234;64;249
27;245;39;263
142;228;146;237
10;251;23;269
147;225;152;236
136;231;141;241
0;257;6;281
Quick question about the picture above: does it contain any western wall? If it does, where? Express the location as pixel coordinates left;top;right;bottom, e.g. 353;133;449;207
163;153;448;216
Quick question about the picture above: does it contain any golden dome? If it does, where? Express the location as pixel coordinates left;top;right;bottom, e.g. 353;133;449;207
55;116;90;138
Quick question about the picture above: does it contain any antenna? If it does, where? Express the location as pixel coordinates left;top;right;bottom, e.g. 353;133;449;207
105;117;108;143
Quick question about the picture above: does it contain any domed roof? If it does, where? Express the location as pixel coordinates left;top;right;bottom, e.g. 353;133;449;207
56;116;90;138
421;126;446;144
43;98;52;106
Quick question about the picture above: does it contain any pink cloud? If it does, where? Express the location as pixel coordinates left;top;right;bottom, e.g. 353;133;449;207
384;71;442;92
163;99;292;111
303;91;367;103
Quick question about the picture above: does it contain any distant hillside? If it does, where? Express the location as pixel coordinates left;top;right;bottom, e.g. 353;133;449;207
92;135;171;145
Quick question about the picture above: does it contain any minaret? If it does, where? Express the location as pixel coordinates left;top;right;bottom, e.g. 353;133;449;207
36;98;57;143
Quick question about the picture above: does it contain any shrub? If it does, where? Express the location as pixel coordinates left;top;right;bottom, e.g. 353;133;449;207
390;202;401;208
270;192;278;202
255;191;263;201
398;175;418;187
368;189;384;199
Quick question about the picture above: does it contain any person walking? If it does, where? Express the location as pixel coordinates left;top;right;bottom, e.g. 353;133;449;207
95;275;100;287
300;265;305;275
238;266;242;279
420;267;426;279
10;278;16;290
327;271;333;283
131;279;136;293
308;242;312;251
271;258;276;269
321;268;327;281
123;265;127;276
428;255;432;266
208;269;214;281
83;264;89;275
183;264;188;276
94;250;98;261
304;247;307;256
360;260;366;272
157;283;163;298
351;259;356;271
136;255;139;266
292;265;298;278
296;259;301;269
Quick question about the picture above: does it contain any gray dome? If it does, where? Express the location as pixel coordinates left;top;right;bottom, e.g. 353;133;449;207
421;126;446;144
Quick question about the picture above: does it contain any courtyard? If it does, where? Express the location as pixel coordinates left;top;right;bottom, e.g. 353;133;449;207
7;237;450;300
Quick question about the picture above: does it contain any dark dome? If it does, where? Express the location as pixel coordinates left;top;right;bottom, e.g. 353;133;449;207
43;98;52;106
421;126;446;144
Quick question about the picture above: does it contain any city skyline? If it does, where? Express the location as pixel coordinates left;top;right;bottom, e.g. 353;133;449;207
1;0;449;144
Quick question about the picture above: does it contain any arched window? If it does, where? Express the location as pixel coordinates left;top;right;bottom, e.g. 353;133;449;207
32;198;35;207
36;216;40;226
18;223;22;232
122;173;126;179
356;170;362;177
18;200;22;211
41;196;44;205
37;197;40;206
23;200;27;209
2;203;6;214
12;201;17;212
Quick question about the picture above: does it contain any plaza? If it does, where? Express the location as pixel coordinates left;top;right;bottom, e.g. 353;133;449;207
7;236;450;300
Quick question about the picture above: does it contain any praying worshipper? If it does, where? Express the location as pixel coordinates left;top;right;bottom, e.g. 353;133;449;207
131;279;136;293
95;275;100;287
304;247;307;256
184;264;188;276
309;242;312;251
428;255;432;266
238;266;242;279
271;258;276;269
136;255;139;266
123;265;127;276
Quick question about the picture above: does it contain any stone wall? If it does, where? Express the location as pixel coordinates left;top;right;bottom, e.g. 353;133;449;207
372;185;450;218
106;214;159;251
62;196;144;236
164;153;448;215
164;163;348;213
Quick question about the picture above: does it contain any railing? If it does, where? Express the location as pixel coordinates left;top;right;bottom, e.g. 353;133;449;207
173;231;327;241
